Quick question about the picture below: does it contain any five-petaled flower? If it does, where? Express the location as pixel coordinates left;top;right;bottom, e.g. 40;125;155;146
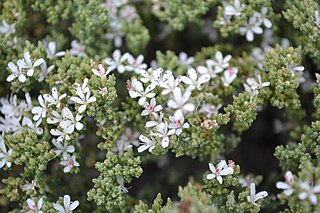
206;160;234;184
60;155;79;173
26;197;43;213
92;64;110;78
141;98;163;116
180;68;210;91
53;195;79;213
59;107;84;134
298;181;320;205
43;87;66;109
127;79;156;105
247;182;268;206
167;87;195;116
138;134;156;153
276;171;294;196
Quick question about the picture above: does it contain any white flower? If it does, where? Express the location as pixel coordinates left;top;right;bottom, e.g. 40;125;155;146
38;61;55;82
240;16;263;42
244;74;270;97
103;49;129;73
105;19;124;48
46;41;66;59
19;51;45;77
6;60;27;82
315;10;320;27
221;67;238;86
43;87;66;109
23;180;37;192
53;195;80;213
117;176;129;193
141;98;163;116
276;171;294;196
239;177;251;187
159;75;180;95
138;134;156;153
60;155;80;173
50;128;70;143
126;54;147;74
199;103;222;118
167;87;195;115
52;139;75;160
178;52;194;67
141;68;173;86
224;0;243;16
0;133;12;169
0;20;15;38
180;68;210;91
70;40;85;57
208;51;232;74
22;117;43;135
298;181;320;205
151;122;175;148
92;64;110;78
254;7;272;28
26;197;43;213
247;182;268;206
120;5;138;22
127;79;156;105
71;79;96;113
206;160;234;184
47;110;63;124
114;128;139;153
59;107;83;134
287;63;304;78
145;112;164;128
168;111;190;136
31;95;48;121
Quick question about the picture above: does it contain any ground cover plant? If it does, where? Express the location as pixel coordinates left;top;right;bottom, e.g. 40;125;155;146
0;0;320;212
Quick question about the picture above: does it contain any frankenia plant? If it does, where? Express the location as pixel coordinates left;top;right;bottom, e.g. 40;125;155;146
0;0;320;212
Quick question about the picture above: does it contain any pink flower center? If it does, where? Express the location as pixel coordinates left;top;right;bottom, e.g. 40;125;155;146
147;104;154;112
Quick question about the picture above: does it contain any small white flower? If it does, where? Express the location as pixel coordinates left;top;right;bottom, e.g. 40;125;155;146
180;68;210;91
151;122;175;148
22;117;43;135
31;95;48;121
178;52;194;67
126;54;147;74
247;182;268;206
6;60;27;83
0;20;15;38
105;20;124;48
168;111;189;136
26;197;43;213
127;79;156;105
208;51;232;74
19;51;45;77
103;49;129;73
206;160;234;184
244;74;270;97
92;64;110;78
199;103;222;118
23;180;37;192
50;128;70;143
38;61;55;82
47;110;63;124
240;16;263;42
167;87;195;115
287;63;304;78
71;79;96;113
276;171;294;196
43;87;67;109
46;41;66;59
159;75;180;95
224;0;243;16
145;112;164;128
315;10;320;27
99;86;108;96
114;128;139;153
298;181;320;205
53;195;80;213
120;5;138;22
138;134;156;153
52;139;75;160
221;67;238;86
59;107;84;134
0;133;12;169
60;155;80;173
70;40;85;57
141;98;163;116
254;7;272;28
141;68;173;86
116;176;129;193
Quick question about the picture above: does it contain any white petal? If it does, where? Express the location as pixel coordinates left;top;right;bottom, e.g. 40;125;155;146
69;201;80;210
207;173;216;180
18;74;26;82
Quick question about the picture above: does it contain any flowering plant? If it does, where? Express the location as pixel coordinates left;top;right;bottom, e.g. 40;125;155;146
0;0;320;212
